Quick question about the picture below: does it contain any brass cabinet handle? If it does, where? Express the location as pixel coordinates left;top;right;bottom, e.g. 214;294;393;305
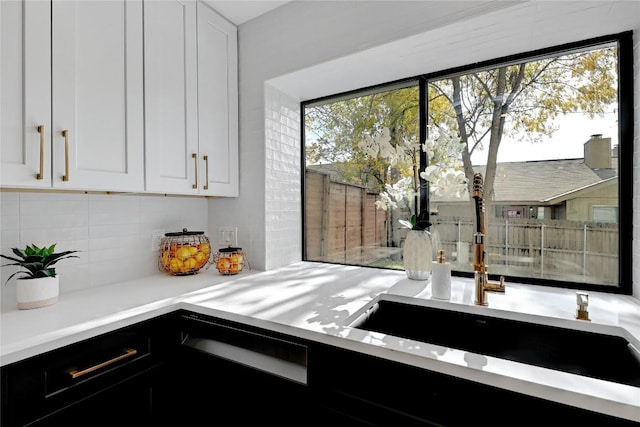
61;129;70;182
203;155;209;190
67;348;138;379
36;125;45;180
192;152;198;189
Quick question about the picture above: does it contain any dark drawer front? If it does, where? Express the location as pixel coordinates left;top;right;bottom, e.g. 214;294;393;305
180;312;308;384
1;314;179;427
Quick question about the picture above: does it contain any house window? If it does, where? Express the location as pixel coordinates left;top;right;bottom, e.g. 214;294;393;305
302;32;633;294
593;206;618;223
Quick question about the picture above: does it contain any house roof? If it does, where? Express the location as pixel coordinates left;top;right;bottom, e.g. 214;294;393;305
307;156;618;206
434;157;618;204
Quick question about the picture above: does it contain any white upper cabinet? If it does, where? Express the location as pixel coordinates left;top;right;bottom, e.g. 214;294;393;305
196;1;238;197
144;0;238;196
51;0;144;192
1;1;52;188
1;0;145;192
143;0;199;194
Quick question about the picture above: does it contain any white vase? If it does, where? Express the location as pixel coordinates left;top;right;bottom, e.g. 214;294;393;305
16;276;59;310
403;230;433;281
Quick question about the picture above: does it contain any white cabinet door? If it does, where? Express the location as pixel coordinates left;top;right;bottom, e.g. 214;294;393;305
51;0;144;192
1;0;52;188
197;1;238;197
144;0;199;194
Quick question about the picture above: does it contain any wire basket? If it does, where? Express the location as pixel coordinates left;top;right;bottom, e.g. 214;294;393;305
214;246;249;275
158;228;213;276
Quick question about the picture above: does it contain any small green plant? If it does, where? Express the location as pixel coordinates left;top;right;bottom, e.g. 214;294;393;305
0;244;79;284
398;209;431;231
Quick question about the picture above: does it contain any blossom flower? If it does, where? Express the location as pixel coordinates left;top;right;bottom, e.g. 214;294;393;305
360;126;469;215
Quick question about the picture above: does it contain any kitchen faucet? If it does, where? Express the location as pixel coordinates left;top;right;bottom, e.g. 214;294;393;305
472;173;505;306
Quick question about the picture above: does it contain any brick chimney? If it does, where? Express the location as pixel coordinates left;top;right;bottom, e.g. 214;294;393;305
584;134;612;169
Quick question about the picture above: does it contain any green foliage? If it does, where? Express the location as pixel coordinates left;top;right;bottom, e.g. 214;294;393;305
0;244;79;284
305;85;420;193
427;47;617;200
305;44;618;223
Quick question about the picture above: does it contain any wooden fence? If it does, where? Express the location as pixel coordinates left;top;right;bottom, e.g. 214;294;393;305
305;170;389;265
430;218;619;285
305;170;619;285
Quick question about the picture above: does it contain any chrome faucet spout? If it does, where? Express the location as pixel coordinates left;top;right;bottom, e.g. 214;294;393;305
471;173;505;306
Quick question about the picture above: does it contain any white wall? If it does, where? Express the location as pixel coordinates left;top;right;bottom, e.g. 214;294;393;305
0;192;208;309
217;0;640;297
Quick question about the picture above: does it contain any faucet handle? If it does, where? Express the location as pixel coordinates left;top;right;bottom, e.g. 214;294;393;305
576;292;590;321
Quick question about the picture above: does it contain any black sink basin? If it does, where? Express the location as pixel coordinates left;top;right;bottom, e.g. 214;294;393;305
351;298;640;387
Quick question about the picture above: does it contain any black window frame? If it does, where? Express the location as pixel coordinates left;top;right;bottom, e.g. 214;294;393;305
301;31;633;295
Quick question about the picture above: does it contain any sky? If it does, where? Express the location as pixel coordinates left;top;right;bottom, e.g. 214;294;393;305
473;111;618;165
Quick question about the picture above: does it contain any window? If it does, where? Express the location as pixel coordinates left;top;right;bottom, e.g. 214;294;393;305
302;32;633;294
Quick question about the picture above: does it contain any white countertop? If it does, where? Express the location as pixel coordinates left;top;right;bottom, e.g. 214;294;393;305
1;261;639;422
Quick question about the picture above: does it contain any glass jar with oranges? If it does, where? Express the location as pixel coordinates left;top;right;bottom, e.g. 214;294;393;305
214;246;246;275
158;229;213;276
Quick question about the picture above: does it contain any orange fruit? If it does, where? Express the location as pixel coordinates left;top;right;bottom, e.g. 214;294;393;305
176;246;192;261
217;257;231;272
161;251;170;268
195;252;208;267
169;258;184;273
184;257;197;270
198;243;210;255
188;245;198;256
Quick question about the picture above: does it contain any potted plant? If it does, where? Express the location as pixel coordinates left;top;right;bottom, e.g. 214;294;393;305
1;244;79;310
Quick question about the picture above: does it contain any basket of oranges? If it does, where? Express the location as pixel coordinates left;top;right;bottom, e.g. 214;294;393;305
159;228;212;276
214;246;246;275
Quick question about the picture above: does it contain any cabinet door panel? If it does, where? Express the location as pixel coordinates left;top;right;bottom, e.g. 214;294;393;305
144;0;198;194
197;2;238;196
1;0;51;188
52;0;144;192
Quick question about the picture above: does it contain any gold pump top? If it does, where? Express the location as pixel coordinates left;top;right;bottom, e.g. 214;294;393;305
437;249;445;264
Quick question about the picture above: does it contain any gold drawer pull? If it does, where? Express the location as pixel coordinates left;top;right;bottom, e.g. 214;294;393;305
61;129;70;182
192;152;198;189
203;154;209;190
67;348;138;379
36;125;45;180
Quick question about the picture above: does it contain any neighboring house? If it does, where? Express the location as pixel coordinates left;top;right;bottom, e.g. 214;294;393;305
306;135;619;224
431;135;619;223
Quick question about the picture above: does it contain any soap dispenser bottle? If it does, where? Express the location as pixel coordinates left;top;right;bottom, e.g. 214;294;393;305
432;250;451;300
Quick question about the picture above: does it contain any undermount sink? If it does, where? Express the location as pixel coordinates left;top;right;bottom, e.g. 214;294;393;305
349;296;640;387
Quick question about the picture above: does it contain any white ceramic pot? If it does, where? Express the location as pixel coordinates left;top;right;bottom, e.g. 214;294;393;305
16;276;59;310
403;229;433;281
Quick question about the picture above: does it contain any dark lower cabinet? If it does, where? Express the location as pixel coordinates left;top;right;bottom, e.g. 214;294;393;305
0;313;180;427
2;310;637;426
169;311;316;425
310;343;640;426
25;369;154;427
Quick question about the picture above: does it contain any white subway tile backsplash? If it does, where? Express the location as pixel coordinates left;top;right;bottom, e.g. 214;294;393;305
20;226;89;244
0;191;208;298
20;212;89;230
89;223;140;239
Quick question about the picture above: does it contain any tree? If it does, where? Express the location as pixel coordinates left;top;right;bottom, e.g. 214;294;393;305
428;47;618;213
305;44;618;222
305;85;420;194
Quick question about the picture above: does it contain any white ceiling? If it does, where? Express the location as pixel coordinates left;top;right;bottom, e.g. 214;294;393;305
202;1;292;25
